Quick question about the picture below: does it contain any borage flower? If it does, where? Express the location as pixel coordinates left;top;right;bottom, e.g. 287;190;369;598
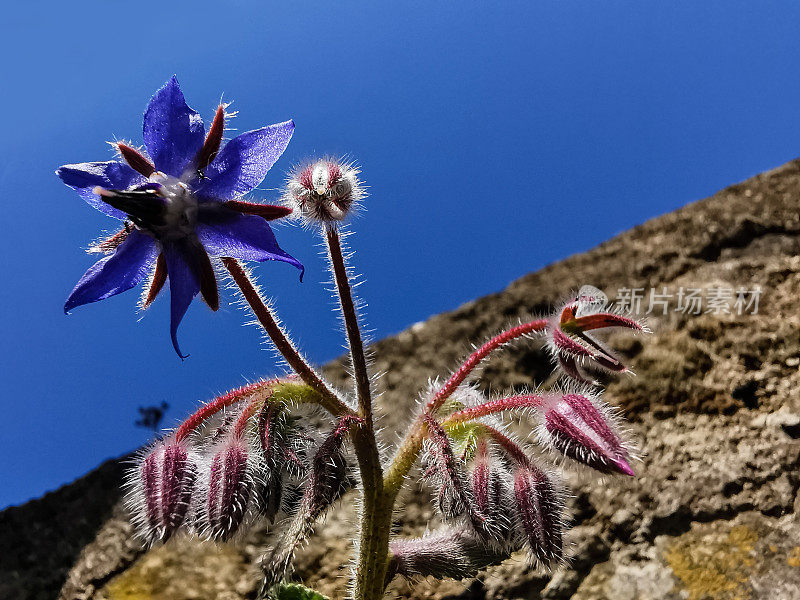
58;76;302;357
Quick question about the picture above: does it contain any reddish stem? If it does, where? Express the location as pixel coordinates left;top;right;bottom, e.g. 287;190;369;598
443;394;545;425
175;380;272;442
479;424;532;468
427;319;547;413
232;384;278;440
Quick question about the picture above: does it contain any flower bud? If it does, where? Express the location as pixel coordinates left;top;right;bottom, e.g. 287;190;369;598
202;439;252;541
387;526;510;581
547;285;645;384
421;415;473;519
470;443;513;544
127;438;197;544
537;393;635;476
284;158;364;223
512;466;564;566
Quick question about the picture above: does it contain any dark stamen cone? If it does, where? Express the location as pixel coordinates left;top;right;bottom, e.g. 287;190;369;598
143;253;168;308
196;105;225;170
118;142;155;177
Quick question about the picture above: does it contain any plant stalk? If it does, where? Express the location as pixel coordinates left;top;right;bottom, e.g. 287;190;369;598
223;257;351;417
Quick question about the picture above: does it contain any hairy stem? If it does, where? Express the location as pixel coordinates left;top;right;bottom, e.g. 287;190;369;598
325;226;373;420
442;394;545;425
322;228;391;598
427;319;547;414
223;258;352;417
385;320;548;496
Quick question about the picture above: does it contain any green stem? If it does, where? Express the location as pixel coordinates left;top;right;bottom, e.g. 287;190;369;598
322;227;390;598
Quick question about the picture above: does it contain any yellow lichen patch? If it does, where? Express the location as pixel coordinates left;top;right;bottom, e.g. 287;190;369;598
104;541;254;600
664;524;759;600
787;547;800;568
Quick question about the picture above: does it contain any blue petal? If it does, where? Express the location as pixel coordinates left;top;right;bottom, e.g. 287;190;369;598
64;230;157;312
163;242;201;358
195;121;294;200
143;76;205;177
196;211;304;277
57;161;147;219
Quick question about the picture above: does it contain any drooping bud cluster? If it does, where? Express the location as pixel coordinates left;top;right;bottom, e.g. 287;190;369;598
283;158;365;224
545;285;646;384
125;380;347;546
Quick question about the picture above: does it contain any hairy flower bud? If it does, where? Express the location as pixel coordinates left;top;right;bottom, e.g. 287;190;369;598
284;158;364;224
422;415;473;519
201;439;252;541
470;442;513;544
537;392;635;476
127;438;197;544
387;526;510;581
512;466;564;566
547;285;646;384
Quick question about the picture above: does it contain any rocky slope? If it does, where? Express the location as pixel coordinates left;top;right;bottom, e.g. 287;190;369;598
4;158;800;600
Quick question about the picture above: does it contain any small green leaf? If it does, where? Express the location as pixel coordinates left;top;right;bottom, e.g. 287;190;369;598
270;582;330;600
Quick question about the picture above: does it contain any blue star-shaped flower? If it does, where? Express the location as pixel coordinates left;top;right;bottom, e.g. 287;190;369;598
57;76;303;357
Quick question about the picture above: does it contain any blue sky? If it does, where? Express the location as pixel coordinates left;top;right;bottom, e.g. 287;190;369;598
2;1;800;508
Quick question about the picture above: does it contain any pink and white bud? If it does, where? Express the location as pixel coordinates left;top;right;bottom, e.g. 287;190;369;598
537;392;635;476
470;442;513;544
387;526;510;581
284;158;364;224
126;438;197;544
512;466;564;566
200;439;253;541
547;285;646;383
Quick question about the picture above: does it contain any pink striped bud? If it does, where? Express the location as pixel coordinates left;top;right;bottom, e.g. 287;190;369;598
512;466;564;566
547;285;646;383
387;526;509;581
127;438;197;544
470;443;512;543
201;439;252;541
538;393;635;476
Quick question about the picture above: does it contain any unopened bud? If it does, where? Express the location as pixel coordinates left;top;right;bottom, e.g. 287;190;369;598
202;440;252;541
127;438;197;544
284;158;364;224
422;415;473;519
513;466;564;566
538;393;635;476
387;526;510;581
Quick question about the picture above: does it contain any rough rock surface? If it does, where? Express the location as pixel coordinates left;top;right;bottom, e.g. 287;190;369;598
3;159;800;599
